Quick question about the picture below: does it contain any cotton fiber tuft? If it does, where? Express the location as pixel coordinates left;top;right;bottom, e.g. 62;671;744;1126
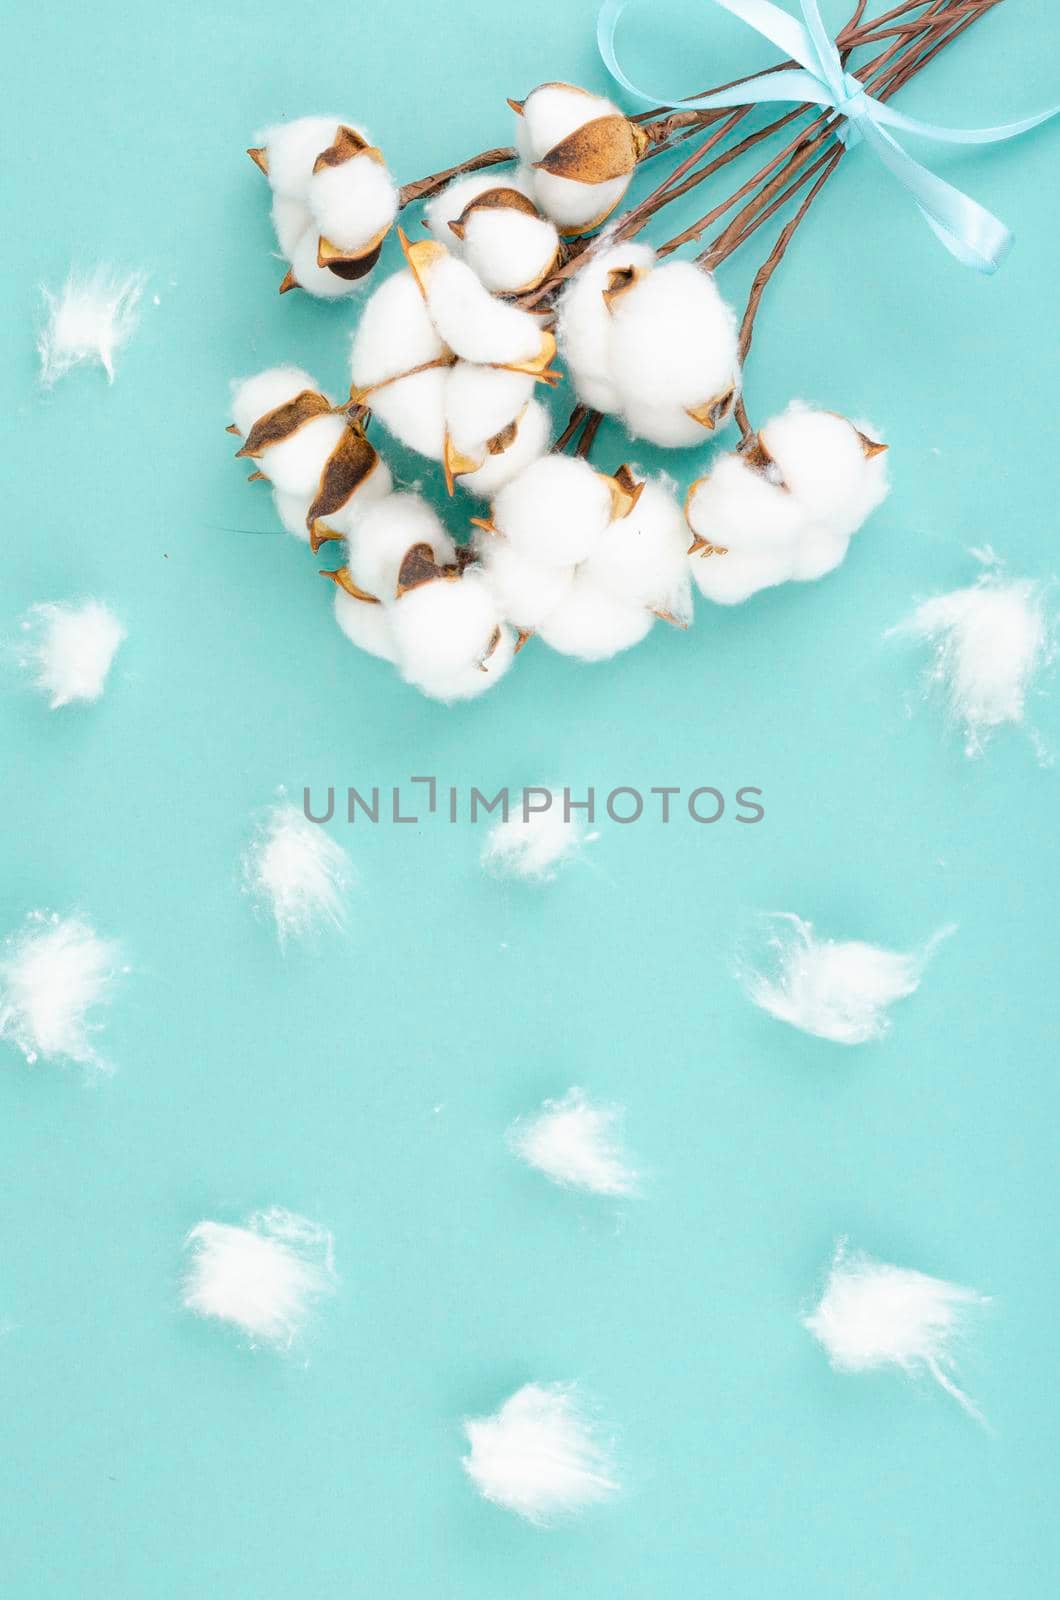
37;268;144;385
462;1381;619;1523
509;1087;638;1195
0;912;123;1070
514;84;646;232
804;1241;989;1419
481;791;590;881
182;1208;336;1346
890;572;1050;756
740;913;952;1045
18;600;125;709
243;801;352;943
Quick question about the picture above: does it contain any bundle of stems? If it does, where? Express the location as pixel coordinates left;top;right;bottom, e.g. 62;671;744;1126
399;0;1003;454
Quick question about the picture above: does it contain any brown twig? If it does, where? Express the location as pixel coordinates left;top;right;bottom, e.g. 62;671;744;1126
398;148;516;208
575;411;604;459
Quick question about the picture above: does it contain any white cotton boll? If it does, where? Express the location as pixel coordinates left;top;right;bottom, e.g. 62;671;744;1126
581;477;689;611
182;1208;336;1347
243;801;352;944
890;576;1048;757
420;254;543;366
609;261;738;416
533;171;629;233
482;793;586;882
256;116;346;200
38;268;144;386
557;242;655;413
445;363;535;456
787;524;852;583
346;493;456;602
518;86;620;164
460;401;551;498
805;1241;988;1419
620;397;720;450
475;532;574;630
425;171;529;243
270;194;312;259
391;571;504;686
538;571;653;661
350;270;448;390
333;590;399;663
0;912;123;1070
763;404;883;533
260;412;348;497
463;1381;618;1524
691;545;795;605
307;153;397;253
463;208;560;295
493;455;613;567
687;455;808;557
19;600;125;709
508;1087;637;1191
415;626;517;703
288;224;363;299
273;490;312;541
741;913;952;1045
230;365;320;436
369;367;448;461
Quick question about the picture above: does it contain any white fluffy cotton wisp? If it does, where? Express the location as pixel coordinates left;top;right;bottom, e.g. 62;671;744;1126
513;83;646;233
182;1207;336;1348
0;912;124;1071
890;572;1050;757
481;791;591;881
462;1381;619;1523
243;801;353;944
37;268;144;386
805;1242;989;1419
491;454;614;567
18;600;125;709
426;171;560;295
688;403;889;604
508;1087;638;1195
740;913;952;1045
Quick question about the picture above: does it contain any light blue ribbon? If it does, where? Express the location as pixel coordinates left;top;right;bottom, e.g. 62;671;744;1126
598;0;1059;272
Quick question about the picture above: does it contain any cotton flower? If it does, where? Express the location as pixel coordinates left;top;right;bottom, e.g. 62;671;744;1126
0;912;124;1071
740;913;952;1045
805;1241;988;1420
18;600;125;709
889;571;1049;757
481;792;589;881
248;118;398;295
228;367;391;548
557;247;740;445
462;1381;619;1523
243;801;352;944
508;1087;637;1194
37;268;144;386
688;403;889;603
182;1207;336;1347
426;170;560;294
511;83;647;233
388;549;515;702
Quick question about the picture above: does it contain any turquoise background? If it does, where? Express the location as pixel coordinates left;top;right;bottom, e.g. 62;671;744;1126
1;1;1058;1595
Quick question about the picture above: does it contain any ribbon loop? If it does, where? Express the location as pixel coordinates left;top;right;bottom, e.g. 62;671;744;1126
597;0;1060;273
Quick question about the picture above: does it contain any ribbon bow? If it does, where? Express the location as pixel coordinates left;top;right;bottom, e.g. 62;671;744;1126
597;0;1058;272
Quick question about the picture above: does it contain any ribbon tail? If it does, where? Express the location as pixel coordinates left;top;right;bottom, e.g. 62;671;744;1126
858;119;1013;273
861;96;1060;146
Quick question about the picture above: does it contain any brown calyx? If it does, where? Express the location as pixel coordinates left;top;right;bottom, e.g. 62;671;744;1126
534;114;648;184
307;428;382;551
234;390;332;459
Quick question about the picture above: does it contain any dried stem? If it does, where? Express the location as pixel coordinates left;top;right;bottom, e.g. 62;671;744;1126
398;147;516;208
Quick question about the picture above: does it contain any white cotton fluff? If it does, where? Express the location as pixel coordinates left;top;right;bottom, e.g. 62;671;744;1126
369;368;448;461
482;794;588;882
230;365;320;436
271;194;312;258
517;85;632;231
346;493;456;602
446;363;535;457
427;171;559;295
741;913;952;1045
538;571;654;661
333;589;398;663
391;572;512;700
419;253;544;367
508;1088;637;1193
262;412;349;497
462;1382;619;1523
608;261;738;434
255;116;348;200
557;243;655;414
18;600;125;709
890;575;1049;757
182;1208;336;1347
460;401;552;498
581;476;691;617
804;1241;988;1419
37;269;144;386
0;912;123;1070
493;455;613;567
286;225;367;299
763;405;888;542
273;490;313;541
425;171;528;242
476;531;574;631
350;270;448;390
243;801;352;944
307;153;397;253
